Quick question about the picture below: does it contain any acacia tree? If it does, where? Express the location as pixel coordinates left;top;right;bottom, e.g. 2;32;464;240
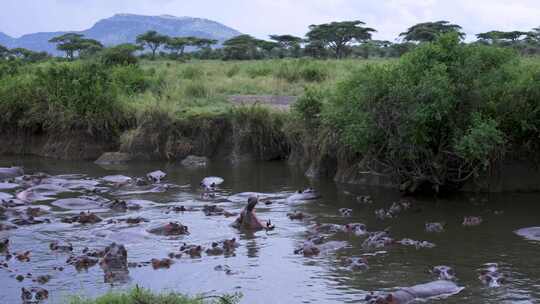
476;31;504;44
136;30;169;59
165;37;191;56
222;35;260;60
306;21;376;59
49;33;103;59
0;44;8;59
269;34;303;57
400;21;464;42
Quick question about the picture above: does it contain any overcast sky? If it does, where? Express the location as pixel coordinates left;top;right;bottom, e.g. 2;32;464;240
2;0;540;41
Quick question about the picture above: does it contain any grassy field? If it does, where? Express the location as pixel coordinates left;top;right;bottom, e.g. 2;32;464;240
131;58;391;118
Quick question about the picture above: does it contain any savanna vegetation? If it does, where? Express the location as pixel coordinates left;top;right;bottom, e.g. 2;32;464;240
3;19;540;193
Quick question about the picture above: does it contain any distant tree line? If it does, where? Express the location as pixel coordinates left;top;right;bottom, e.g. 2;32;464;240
3;20;540;63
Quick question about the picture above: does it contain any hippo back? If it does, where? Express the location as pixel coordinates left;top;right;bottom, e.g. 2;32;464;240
406;280;462;299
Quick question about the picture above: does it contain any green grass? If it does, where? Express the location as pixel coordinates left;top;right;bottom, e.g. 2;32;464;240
67;287;241;304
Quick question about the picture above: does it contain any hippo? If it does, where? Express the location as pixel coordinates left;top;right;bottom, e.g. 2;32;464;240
515;227;540;241
206;242;225;256
100;243;129;282
342;257;369;271
51;197;103;211
343;223;368;236
203;205;232;217
294;240;347;256
308;223;343;235
397;239;436;249
106;199;128;212
146;170;166;183
17;184;73;202
21;287;48;304
16;251;31;262
61;211;102;224
32;275;51;284
375;208;394;220
101;175;132;185
287;211;305;220
287;188;321;202
49;241;73;252
147;222;189;236
0;182;19;190
425;222;445;233
0;167;24;180
365;280;464;304
339;208;353;217
26;207;48;218
214;264;237;275
0;238;9;253
362;231;395;250
431;265;456;281
11;216;51;226
479;263;507;288
82;247;105;258
356;195;373;204
180;244;203;258
232;196;274;231
200;176;224;190
151;258;174;269
463;216;483;227
67;255;98;270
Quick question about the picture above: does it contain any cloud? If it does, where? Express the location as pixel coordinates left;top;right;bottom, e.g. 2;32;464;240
1;0;539;41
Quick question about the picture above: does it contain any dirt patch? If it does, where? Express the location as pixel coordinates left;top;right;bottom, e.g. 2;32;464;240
228;95;297;110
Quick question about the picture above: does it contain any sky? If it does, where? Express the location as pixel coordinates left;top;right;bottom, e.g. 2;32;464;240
2;0;540;41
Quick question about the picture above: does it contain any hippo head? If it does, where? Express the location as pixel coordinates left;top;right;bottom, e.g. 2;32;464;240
432;265;455;280
247;196;258;211
21;287;48;304
480;272;506;288
365;293;396;304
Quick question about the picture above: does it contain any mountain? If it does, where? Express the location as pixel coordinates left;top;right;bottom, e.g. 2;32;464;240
0;14;242;55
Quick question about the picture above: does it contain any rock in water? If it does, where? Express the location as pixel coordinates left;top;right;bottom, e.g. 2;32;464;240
94;152;132;165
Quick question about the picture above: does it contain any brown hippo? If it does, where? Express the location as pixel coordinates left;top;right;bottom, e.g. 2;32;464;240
151;258;174;269
67;255;99;270
147;222;189;236
365;280;463;304
287;211;305;220
232;196;274;231
180;244;203;258
49;241;73;252
100;243;129;282
21;287;48;304
61;211;102;224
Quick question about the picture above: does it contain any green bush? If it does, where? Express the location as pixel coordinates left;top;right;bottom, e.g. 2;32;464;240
225;65;241;78
326;33;523;192
182;66;204;80
293;87;324;124
245;65;272;78
274;60;328;83
68;287;241;304
184;81;209;98
100;44;141;66
110;65;151;95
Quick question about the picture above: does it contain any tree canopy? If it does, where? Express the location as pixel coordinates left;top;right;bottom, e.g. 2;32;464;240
400;21;465;42
49;33;103;59
222;35;261;60
136;30;169;59
306;20;375;58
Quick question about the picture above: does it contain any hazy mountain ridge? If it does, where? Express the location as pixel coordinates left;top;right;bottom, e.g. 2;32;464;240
0;14;242;55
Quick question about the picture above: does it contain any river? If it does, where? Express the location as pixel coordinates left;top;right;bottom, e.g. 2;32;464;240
0;156;539;304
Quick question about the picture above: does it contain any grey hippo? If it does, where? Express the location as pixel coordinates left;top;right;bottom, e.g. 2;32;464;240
366;280;464;304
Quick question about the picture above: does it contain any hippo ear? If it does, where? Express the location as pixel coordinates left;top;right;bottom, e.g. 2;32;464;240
386;294;394;302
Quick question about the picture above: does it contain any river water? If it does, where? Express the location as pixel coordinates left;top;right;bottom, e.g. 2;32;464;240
0;156;539;304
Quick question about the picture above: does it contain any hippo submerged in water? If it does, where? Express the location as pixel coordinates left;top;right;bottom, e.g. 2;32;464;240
366;280;464;304
0;167;24;180
21;287;48;304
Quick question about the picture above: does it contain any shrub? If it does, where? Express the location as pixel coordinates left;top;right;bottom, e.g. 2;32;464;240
110;65;151;95
225;65;241;78
182;66;204;80
326;33;521;192
100;44;141;66
245;65;272;78
184;81;209;98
